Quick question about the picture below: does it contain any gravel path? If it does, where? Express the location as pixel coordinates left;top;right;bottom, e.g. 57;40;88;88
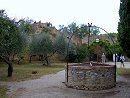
0;70;130;98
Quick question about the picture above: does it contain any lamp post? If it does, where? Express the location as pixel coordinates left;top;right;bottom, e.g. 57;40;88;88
66;33;74;83
96;38;99;63
87;23;92;62
88;23;92;47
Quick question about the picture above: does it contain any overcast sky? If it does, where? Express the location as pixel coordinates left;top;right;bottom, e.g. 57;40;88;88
0;0;120;33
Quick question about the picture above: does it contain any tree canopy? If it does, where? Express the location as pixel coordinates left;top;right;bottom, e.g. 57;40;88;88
29;33;67;65
0;12;19;57
59;22;100;40
0;10;20;77
118;0;130;58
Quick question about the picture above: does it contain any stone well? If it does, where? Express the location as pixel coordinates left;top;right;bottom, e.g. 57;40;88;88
65;62;116;90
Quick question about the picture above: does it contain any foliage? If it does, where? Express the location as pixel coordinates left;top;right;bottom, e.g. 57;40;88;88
17;47;28;64
59;25;68;33
42;27;51;33
78;24;89;38
31;33;53;55
29;33;67;65
59;22;118;62
111;42;123;55
76;44;88;62
8;18;31;63
0;12;19;57
88;39;123;61
88;40;112;61
67;44;77;62
118;0;130;58
18;18;34;35
91;26;100;36
59;22;81;38
0;10;27;77
14;31;28;56
108;32;118;38
0;10;6;17
29;33;53;65
66;22;80;38
59;22;100;39
53;34;67;56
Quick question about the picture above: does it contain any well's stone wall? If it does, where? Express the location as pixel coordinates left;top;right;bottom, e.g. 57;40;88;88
65;63;116;90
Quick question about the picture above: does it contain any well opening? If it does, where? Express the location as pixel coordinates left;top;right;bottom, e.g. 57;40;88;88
65;62;116;91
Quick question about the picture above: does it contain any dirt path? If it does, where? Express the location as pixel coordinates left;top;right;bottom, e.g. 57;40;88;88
0;70;130;98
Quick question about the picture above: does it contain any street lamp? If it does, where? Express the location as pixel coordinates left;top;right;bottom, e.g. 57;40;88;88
88;23;92;47
96;38;99;63
66;33;74;83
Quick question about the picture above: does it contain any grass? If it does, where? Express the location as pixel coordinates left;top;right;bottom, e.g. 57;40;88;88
117;68;130;78
117;68;130;74
0;62;65;82
0;86;9;98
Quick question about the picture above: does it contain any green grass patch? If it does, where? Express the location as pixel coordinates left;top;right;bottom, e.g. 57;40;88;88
0;63;65;82
0;86;9;98
117;68;130;74
117;68;130;78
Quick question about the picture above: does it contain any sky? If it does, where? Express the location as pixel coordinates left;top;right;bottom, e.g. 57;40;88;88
0;0;120;33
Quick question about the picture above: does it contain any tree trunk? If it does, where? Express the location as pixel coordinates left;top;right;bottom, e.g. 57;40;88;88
17;57;24;64
29;55;32;63
8;63;13;77
39;55;41;61
44;55;49;66
0;56;13;77
29;55;36;63
18;59;21;64
41;55;43;61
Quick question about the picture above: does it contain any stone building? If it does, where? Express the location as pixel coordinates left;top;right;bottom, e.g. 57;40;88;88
32;21;60;37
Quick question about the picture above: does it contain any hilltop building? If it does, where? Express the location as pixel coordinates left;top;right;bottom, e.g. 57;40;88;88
32;21;82;45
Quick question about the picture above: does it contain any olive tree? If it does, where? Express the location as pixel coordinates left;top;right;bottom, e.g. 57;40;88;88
29;33;53;65
53;34;67;56
0;10;20;77
15;18;33;64
29;33;67;65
